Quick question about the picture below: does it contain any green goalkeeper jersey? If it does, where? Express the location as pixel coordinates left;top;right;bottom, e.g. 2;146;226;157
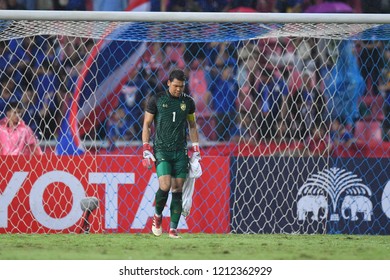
145;90;196;151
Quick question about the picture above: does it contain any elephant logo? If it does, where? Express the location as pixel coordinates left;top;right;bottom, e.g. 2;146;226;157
297;195;328;221
297;168;372;222
341;195;373;221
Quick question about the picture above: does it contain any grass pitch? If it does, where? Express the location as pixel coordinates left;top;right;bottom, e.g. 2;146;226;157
1;233;390;260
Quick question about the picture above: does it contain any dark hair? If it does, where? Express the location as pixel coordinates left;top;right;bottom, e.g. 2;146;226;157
4;101;20;113
0;74;8;85
169;69;186;82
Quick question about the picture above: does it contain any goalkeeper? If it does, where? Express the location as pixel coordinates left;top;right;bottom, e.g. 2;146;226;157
142;69;200;239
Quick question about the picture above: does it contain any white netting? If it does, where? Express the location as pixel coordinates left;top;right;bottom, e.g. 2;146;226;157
0;11;389;234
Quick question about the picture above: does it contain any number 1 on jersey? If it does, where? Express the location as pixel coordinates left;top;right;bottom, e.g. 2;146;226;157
172;111;176;122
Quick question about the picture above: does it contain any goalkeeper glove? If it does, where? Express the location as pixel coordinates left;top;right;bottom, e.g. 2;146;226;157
191;143;201;161
142;142;156;169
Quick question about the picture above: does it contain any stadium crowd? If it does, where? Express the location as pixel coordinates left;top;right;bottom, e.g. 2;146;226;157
0;0;390;157
1;0;389;13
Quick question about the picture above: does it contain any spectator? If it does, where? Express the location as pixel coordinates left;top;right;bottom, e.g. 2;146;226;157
1;40;21;74
237;43;261;141
285;70;314;140
118;68;150;141
196;0;229;12
378;48;390;141
34;58;61;139
207;42;236;76
209;60;240;142
226;0;258;11
19;85;39;135
330;118;356;148
187;56;213;140
7;0;26;9
382;90;390;142
237;42;260;88
92;0;127;11
0;0;8;9
149;0;164;11
237;80;254;141
299;69;329;132
0;42;13;72
294;37;317;73
13;0;34;10
0;101;43;156
105;106;132;151
36;0;52;9
358;39;384;95
253;65;272;141
164;0;185;11
361;0;390;13
164;0;202;11
164;43;186;70
323;40;365;130
13;37;46;88
273;0;304;13
263;65;289;141
264;38;305;98
156;43;186;91
0;75;21;119
65;55;85;94
53;0;86;10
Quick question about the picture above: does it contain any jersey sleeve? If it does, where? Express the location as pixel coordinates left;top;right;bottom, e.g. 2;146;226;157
186;97;196;122
145;94;157;115
188;96;196;115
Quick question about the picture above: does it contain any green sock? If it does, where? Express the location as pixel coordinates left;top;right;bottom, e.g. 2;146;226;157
155;188;169;216
170;192;182;229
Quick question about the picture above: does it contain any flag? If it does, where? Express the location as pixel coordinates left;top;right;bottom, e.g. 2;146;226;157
56;0;150;155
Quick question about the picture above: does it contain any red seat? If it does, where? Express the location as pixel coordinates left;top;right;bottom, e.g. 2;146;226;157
197;115;217;141
354;120;382;143
359;94;384;121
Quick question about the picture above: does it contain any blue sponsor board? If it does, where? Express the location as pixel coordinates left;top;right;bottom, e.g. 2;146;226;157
231;156;390;234
330;157;390;234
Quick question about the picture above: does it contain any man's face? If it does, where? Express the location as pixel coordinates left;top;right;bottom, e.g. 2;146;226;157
167;78;185;97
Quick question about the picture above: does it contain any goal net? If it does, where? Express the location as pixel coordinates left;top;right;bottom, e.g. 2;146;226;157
0;10;389;234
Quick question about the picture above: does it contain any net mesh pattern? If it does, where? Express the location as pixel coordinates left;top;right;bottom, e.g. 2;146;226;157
0;20;387;41
0;15;389;234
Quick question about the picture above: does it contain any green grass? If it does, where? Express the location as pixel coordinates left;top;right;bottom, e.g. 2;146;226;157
1;233;390;260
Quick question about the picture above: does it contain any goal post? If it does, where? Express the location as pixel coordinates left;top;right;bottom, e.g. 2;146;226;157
0;10;389;234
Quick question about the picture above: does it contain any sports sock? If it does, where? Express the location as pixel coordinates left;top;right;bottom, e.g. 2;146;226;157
155;188;169;216
170;192;182;229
